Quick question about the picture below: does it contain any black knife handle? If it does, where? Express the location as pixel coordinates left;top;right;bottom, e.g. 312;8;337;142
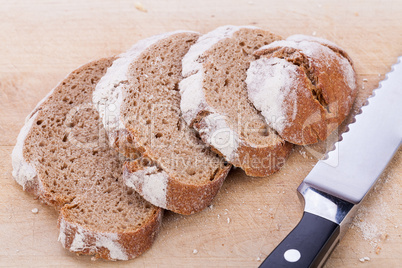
259;212;340;268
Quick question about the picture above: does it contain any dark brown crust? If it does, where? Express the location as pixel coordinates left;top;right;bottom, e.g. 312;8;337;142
123;160;232;215
236;140;293;177
58;205;163;260
255;40;358;145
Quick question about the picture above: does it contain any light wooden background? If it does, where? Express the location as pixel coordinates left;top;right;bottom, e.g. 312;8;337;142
0;0;401;267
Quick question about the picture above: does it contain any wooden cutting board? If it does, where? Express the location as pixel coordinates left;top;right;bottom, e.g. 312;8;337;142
0;0;401;267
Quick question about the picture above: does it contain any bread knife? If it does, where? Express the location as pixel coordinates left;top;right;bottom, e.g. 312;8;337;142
260;56;402;268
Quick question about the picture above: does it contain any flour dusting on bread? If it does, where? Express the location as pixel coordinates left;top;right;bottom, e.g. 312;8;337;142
200;113;240;161
11;112;39;189
179;71;213;125
246;57;299;133
248;35;357;145
94;33;172;143
182;25;257;77
260;37;356;92
66;221;129;260
180;25;255;125
58;219;67;247
124;166;168;208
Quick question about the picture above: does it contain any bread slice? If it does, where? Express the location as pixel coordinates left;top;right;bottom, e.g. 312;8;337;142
11;58;163;260
93;31;231;215
179;25;293;177
246;35;357;145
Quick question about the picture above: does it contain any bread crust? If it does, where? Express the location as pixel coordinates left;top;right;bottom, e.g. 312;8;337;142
249;35;357;145
58;204;163;260
180;26;292;177
194;114;293;177
124;159;231;215
11;58;163;260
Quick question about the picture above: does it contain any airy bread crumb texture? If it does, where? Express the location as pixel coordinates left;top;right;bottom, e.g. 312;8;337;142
18;58;162;260
180;26;292;177
120;32;231;214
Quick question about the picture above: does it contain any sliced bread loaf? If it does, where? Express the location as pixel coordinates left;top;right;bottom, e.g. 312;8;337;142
179;25;293;177
93;32;231;215
246;35;357;145
11;58;162;260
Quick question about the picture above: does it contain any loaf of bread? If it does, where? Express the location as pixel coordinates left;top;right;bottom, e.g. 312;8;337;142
93;31;231;215
11;27;358;262
246;35;357;145
179;25;293;177
11;58;162;260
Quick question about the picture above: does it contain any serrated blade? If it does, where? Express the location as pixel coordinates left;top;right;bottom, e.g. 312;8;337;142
302;57;402;204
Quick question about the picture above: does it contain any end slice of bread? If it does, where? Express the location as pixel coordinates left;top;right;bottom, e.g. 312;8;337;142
93;32;231;215
179;25;293;177
12;58;163;260
247;35;357;145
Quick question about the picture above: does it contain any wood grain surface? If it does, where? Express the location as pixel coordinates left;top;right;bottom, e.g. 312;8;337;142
0;0;401;267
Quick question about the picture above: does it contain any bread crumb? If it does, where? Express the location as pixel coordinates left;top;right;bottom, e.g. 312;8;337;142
375;246;381;254
364;256;370;261
362;78;368;82
134;2;147;12
217;214;220;219
312;31;317;36
31;208;39;214
209;204;214;209
193;249;198;254
256;256;261;261
380;233;389;240
227;217;231;224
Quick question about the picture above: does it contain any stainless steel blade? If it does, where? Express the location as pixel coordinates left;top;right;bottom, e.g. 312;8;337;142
303;57;402;204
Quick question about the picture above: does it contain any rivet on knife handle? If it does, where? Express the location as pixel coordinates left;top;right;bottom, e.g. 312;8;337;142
259;212;339;267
